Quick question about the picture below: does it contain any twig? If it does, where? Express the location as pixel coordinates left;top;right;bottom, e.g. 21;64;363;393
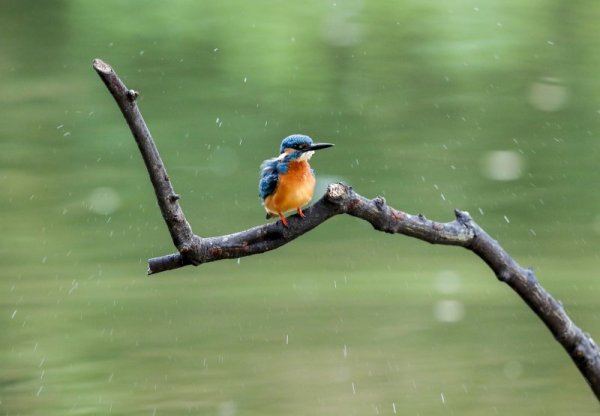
92;59;195;254
92;58;600;401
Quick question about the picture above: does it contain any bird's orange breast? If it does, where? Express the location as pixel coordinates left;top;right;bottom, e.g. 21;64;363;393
264;160;315;215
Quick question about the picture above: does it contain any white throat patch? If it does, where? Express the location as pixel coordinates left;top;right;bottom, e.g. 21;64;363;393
299;151;314;161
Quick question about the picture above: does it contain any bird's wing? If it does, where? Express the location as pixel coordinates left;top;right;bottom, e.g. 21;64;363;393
259;158;282;200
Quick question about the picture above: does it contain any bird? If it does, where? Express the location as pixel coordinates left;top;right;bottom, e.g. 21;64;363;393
259;134;334;227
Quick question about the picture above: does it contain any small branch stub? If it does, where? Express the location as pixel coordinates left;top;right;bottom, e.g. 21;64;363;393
326;182;348;200
127;89;139;100
454;209;472;226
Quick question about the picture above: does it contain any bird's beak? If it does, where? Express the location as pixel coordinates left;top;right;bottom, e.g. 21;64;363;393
303;143;334;152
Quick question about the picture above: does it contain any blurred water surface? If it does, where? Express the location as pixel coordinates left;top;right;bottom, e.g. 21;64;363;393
1;1;599;414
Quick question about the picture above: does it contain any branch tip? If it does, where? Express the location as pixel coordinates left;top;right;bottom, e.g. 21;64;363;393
92;58;112;74
326;183;348;200
454;209;472;225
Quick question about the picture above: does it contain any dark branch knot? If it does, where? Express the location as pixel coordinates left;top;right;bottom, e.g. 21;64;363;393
169;193;180;202
127;89;139;100
374;196;386;211
526;267;538;284
498;269;512;282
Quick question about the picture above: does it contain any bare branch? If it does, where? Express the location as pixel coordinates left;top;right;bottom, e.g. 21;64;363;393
93;58;600;401
93;59;195;252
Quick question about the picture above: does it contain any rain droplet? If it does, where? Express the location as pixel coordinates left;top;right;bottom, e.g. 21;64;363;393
503;360;523;380
433;271;461;294
529;77;568;111
88;187;121;215
433;300;465;323
482;151;524;181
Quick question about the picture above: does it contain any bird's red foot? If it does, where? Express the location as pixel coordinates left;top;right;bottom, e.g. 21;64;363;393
278;212;289;227
297;207;305;218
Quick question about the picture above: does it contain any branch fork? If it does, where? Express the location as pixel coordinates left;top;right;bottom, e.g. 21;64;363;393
93;58;600;401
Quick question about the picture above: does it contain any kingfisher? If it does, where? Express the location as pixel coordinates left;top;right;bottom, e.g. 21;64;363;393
259;134;334;227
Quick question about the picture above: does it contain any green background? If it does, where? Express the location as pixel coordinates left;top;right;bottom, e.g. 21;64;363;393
2;1;599;414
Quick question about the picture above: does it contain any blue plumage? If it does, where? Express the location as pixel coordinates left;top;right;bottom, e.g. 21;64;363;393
279;134;314;154
259;159;280;200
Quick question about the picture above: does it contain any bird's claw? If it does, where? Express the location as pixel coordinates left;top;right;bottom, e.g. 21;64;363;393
278;212;289;227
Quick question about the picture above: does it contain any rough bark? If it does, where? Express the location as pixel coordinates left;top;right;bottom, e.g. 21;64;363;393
93;58;600;401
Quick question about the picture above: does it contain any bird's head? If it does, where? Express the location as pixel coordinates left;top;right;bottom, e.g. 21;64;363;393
279;134;334;161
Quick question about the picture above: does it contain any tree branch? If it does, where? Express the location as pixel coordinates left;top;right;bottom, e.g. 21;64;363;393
93;58;600;401
92;59;195;254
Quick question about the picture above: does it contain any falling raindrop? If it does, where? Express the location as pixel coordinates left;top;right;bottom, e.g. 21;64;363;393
503;360;523;380
433;271;462;294
482;151;524;181
433;300;465;323
529;77;568;112
88;187;121;215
